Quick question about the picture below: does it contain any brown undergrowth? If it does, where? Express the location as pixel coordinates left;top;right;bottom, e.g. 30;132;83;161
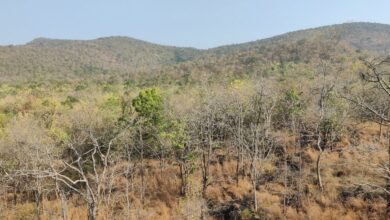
1;123;389;220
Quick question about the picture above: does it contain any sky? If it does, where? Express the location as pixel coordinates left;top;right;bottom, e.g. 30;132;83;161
1;0;390;49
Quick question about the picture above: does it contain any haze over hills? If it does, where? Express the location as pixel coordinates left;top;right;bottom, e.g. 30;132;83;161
0;22;390;83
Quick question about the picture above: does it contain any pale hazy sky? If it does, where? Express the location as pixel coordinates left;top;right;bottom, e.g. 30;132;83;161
1;0;390;48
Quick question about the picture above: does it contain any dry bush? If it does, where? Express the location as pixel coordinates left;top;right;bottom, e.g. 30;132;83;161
220;160;237;178
305;202;324;220
147;168;181;207
346;197;366;210
285;207;305;220
174;197;207;220
224;179;252;201
12;203;36;220
303;148;317;163
335;136;351;148
205;185;224;202
256;191;283;219
352;122;384;145
315;195;333;208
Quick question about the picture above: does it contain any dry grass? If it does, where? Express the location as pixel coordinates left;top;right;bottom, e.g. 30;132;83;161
256;191;283;219
3;123;390;219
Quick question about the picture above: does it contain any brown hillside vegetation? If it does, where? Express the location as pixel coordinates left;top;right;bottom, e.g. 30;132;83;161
1;22;390;220
1;22;390;84
1;123;389;219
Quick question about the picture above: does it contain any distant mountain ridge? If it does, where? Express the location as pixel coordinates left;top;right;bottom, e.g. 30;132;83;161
208;22;390;55
1;22;390;82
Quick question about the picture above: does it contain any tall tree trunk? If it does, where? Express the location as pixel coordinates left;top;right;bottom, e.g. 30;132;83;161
34;190;41;220
124;143;134;220
202;127;212;197
201;151;208;197
297;134;303;210
87;189;97;220
387;133;390;213
159;144;165;177
179;162;186;196
235;153;240;186
34;178;42;220
236;112;242;186
283;146;288;214
13;180;17;206
55;179;68;220
316;150;324;192
253;178;257;212
125;173;131;220
252;129;259;212
316;119;324;192
59;189;68;220
316;86;326;192
379;119;383;142
139;128;145;207
87;202;96;220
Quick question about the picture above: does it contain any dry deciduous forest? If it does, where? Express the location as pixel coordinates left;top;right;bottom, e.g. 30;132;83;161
2;22;390;220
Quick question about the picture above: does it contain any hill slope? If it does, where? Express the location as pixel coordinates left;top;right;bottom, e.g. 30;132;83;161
208;22;390;55
0;36;201;81
1;22;390;83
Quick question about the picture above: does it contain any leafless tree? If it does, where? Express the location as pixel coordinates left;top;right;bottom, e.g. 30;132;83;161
244;85;277;211
344;57;390;211
228;91;247;186
197;96;219;196
6;109;129;220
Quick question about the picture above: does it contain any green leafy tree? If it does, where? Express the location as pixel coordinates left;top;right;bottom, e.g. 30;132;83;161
319;90;346;150
131;88;167;203
132;88;164;126
166;120;195;196
276;88;303;131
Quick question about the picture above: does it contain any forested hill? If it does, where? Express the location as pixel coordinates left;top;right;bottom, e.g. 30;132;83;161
208;22;390;55
0;36;201;81
1;22;390;83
